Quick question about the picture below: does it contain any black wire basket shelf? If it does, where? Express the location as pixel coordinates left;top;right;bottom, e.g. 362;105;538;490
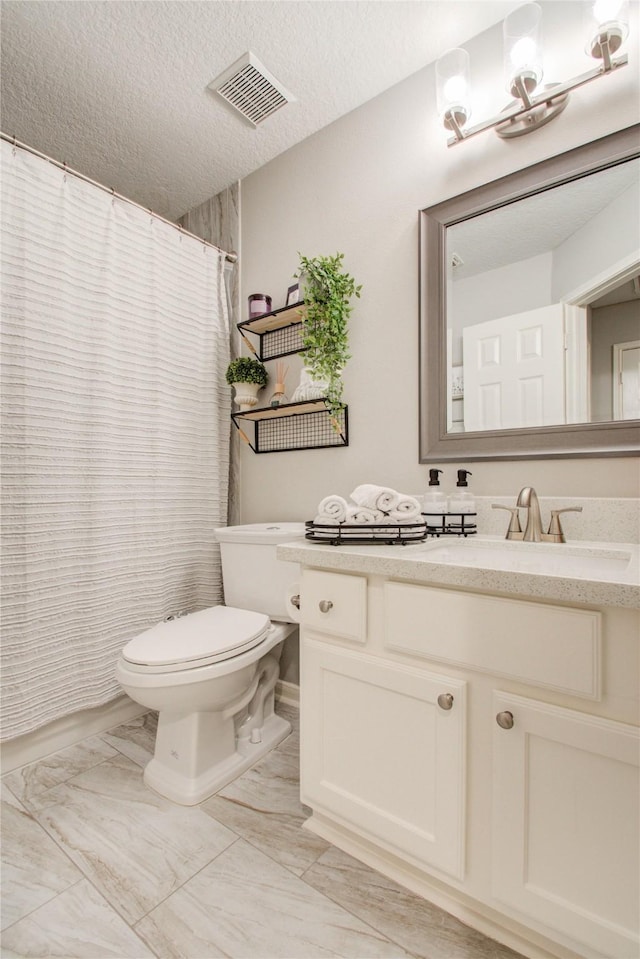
237;302;307;361
304;512;478;545
232;399;348;453
305;520;429;546
422;512;478;536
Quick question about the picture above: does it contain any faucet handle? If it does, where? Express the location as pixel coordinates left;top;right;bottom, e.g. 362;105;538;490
492;504;523;540
547;507;583;543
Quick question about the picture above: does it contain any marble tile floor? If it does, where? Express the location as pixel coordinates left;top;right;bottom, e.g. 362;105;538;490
1;704;525;959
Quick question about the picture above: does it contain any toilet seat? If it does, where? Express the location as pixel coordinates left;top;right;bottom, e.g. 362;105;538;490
121;606;271;674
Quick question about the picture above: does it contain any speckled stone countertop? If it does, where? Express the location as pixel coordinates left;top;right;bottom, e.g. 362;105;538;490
278;536;640;609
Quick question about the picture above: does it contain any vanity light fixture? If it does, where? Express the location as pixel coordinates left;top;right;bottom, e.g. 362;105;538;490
437;0;630;146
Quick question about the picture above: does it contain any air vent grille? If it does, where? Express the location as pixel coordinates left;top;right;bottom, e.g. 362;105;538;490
209;52;294;127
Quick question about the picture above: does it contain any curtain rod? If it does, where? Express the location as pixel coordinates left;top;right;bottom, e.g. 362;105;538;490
1;132;238;264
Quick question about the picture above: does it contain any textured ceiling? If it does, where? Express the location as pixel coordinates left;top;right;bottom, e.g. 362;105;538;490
0;0;520;221
449;160;640;281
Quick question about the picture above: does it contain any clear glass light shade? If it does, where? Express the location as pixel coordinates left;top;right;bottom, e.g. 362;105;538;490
436;48;471;131
503;2;543;98
584;0;629;58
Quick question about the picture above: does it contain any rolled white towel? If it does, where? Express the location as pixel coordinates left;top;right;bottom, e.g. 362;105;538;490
350;484;400;512
385;495;422;523
346;505;386;525
385;514;422;525
373;523;426;539
315;494;349;524
311;526;344;538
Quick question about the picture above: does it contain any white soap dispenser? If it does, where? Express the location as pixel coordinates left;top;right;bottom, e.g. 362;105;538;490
449;469;475;513
423;468;447;513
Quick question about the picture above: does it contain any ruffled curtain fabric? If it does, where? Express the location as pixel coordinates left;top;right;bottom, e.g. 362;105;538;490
1;141;230;740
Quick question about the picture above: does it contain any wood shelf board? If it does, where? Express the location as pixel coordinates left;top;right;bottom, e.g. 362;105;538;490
239;303;307;335
233;399;328;422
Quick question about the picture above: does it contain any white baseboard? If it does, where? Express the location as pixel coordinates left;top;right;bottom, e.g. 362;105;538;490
276;679;300;709
0;695;147;773
1;680;299;774
2;685;299;774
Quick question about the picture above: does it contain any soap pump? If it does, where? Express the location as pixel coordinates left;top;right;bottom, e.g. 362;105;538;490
423;468;447;512
449;469;475;513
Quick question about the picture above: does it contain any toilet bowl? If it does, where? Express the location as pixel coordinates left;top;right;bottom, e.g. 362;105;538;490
116;522;304;805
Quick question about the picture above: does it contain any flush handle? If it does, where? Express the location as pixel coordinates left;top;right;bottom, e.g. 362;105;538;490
496;710;514;729
437;693;454;710
319;599;334;613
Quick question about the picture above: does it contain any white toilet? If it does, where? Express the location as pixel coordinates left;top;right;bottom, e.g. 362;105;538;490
116;522;304;805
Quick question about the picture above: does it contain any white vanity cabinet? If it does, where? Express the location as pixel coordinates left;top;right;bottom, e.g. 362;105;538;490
300;569;467;880
298;567;640;959
301;641;467;879
492;691;639;959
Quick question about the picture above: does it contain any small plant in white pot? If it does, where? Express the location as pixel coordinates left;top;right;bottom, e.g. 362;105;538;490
295;252;361;421
226;357;268;410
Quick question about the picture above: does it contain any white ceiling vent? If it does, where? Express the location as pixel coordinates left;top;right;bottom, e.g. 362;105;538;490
209;52;295;127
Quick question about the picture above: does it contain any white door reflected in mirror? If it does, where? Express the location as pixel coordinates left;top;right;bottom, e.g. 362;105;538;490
461;304;566;431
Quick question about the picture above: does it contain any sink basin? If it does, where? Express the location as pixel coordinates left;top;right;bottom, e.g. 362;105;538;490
414;539;633;578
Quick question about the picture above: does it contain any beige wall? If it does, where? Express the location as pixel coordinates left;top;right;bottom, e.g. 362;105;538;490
239;2;640;523
591;300;640;422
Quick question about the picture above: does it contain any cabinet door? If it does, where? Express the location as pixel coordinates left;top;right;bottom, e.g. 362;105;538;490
301;639;466;879
492;691;640;958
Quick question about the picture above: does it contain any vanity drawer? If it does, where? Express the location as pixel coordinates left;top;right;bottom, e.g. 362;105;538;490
384;583;601;699
301;569;367;642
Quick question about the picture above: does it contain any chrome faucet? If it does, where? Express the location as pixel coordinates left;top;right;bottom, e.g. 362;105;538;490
516;487;544;542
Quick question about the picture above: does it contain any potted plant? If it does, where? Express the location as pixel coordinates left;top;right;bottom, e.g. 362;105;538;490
225;356;268;410
295;252;361;419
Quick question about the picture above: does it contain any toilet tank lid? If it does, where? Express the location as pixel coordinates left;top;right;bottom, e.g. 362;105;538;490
122;606;271;667
214;522;306;545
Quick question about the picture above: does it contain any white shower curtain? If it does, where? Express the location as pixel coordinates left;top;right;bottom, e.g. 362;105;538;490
0;140;231;741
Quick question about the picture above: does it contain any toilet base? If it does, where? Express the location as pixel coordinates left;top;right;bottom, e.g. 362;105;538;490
143;711;291;805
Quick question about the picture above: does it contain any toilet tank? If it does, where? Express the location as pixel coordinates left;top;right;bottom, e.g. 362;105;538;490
214;523;305;622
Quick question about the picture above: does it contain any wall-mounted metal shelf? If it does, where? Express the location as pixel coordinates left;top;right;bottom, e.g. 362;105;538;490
237;302;307;361
231;399;348;454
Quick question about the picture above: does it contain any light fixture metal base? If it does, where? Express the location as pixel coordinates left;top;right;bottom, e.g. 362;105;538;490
590;27;624;63
496;83;569;139
443;108;469;142
445;53;628;147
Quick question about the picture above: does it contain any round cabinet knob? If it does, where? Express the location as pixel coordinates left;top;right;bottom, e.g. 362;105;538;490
318;600;334;613
496;710;514;729
437;693;454;710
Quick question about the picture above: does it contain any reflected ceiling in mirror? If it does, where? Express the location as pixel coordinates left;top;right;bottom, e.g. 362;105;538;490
419;125;640;461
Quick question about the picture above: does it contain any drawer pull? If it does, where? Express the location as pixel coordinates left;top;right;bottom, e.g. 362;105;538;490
437;693;454;710
319;599;334;613
496;710;514;729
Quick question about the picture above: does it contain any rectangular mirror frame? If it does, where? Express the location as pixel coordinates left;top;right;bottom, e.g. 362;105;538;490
419;124;640;462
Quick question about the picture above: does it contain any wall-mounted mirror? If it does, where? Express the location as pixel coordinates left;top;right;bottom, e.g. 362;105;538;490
419;125;640;461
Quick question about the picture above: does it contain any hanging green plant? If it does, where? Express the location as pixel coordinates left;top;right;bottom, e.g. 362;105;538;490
295;252;361;421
